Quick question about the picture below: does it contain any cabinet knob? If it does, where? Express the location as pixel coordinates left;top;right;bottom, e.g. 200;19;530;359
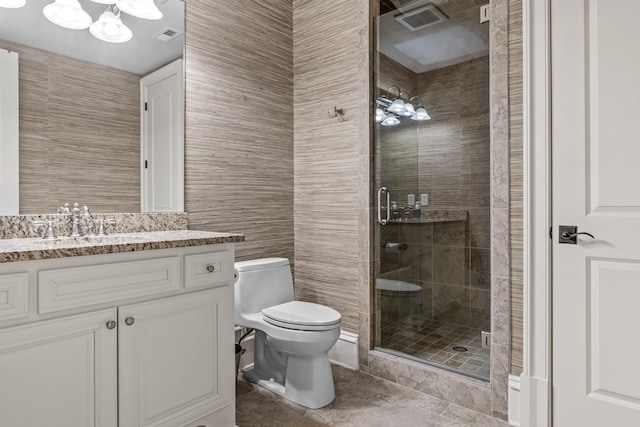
206;265;215;273
125;317;135;326
106;320;116;330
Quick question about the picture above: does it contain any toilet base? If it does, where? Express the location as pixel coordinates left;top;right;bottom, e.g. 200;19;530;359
245;353;336;409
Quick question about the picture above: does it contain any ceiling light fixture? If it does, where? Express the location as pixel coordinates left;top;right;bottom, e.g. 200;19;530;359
115;0;162;20
43;0;93;29
90;8;133;43
0;0;25;8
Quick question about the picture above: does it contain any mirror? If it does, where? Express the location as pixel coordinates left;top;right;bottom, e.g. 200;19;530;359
0;0;185;214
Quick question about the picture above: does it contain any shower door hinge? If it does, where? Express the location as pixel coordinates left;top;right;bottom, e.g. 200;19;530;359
481;331;491;349
480;4;490;23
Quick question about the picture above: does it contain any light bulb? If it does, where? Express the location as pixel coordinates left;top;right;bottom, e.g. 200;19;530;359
381;114;400;127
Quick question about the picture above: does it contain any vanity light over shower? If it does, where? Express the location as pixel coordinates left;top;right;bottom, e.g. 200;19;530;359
375;85;431;127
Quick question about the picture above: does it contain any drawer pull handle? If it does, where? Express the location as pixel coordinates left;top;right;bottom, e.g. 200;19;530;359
206;265;215;273
106;321;116;330
125;317;135;326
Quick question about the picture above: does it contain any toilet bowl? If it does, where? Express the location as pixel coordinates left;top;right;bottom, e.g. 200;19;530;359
234;258;341;409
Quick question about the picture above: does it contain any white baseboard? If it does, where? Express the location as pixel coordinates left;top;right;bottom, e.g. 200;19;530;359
509;374;521;426
328;330;359;371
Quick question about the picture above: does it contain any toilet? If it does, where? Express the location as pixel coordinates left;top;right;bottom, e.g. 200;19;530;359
234;257;341;409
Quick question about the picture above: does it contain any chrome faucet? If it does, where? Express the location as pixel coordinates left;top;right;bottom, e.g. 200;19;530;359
69;203;91;237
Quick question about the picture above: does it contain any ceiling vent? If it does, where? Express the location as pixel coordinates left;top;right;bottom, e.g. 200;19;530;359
394;3;448;31
153;27;183;43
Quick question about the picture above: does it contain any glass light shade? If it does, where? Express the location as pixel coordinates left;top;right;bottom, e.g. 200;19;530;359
399;102;415;117
0;0;25;8
116;0;162;19
90;10;133;43
381;113;400;127
411;107;431;121
43;0;92;29
375;108;386;123
387;98;406;114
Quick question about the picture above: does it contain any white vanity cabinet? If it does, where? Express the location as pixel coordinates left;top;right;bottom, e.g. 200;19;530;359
0;243;236;427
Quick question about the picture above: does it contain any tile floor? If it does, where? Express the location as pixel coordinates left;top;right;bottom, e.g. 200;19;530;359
379;316;491;380
236;365;509;427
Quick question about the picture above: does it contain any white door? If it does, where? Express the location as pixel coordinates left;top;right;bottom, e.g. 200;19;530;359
141;58;184;213
0;309;118;427
118;289;235;427
552;0;640;425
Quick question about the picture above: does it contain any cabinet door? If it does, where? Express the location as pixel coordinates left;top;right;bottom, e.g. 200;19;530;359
0;309;118;427
119;288;234;427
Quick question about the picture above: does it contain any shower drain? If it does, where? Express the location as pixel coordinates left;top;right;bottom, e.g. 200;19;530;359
452;346;468;352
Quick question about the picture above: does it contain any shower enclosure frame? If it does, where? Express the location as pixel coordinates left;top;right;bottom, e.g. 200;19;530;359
363;0;514;418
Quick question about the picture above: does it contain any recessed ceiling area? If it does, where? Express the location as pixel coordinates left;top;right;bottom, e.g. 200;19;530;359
0;0;184;75
378;0;489;73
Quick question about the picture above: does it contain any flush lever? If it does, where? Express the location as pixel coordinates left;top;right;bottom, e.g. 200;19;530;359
559;225;595;244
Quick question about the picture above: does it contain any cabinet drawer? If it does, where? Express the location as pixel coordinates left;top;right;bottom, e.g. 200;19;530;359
38;257;181;314
184;250;234;288
0;273;28;321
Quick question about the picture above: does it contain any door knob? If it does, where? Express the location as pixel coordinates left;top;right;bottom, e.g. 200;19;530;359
125;317;135;326
559;225;595;244
206;265;215;273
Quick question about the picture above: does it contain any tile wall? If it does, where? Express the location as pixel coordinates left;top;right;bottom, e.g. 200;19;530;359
376;57;491;332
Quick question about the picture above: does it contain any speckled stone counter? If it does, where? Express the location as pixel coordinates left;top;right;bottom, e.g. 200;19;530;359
0;230;244;263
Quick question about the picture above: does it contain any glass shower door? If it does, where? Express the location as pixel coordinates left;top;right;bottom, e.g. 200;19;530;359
373;2;491;381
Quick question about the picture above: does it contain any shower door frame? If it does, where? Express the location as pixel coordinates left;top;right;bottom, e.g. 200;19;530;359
365;1;514;418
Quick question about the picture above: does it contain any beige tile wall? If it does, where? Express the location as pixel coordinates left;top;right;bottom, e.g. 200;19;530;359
376;57;491;331
2;39;141;214
184;1;294;263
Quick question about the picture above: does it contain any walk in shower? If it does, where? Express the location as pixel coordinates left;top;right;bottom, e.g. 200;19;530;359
373;0;491;381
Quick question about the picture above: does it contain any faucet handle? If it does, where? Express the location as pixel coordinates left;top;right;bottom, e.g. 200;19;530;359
57;203;71;214
33;220;60;240
95;219;117;236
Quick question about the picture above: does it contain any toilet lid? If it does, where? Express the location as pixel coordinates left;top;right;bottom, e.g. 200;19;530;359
262;301;341;331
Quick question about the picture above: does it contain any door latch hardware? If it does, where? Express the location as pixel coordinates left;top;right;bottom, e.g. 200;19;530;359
559;225;595;244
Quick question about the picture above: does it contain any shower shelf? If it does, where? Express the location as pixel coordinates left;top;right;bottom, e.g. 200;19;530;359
387;209;467;224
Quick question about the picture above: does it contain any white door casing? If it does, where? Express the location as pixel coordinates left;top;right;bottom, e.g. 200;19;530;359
140;58;184;213
551;0;640;425
0;48;19;215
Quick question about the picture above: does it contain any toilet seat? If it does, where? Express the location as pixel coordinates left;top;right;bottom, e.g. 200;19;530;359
262;301;341;331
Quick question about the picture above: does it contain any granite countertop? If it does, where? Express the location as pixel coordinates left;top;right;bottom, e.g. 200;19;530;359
0;230;245;263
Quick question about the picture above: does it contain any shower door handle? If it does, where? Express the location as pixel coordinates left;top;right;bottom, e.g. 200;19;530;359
378;187;390;225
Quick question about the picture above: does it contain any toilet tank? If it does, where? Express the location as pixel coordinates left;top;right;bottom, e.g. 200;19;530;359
234;258;294;324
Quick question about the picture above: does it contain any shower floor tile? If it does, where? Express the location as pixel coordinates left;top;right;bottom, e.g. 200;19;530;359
379;315;491;380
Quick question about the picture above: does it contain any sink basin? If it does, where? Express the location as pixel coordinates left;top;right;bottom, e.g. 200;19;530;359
33;234;148;246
